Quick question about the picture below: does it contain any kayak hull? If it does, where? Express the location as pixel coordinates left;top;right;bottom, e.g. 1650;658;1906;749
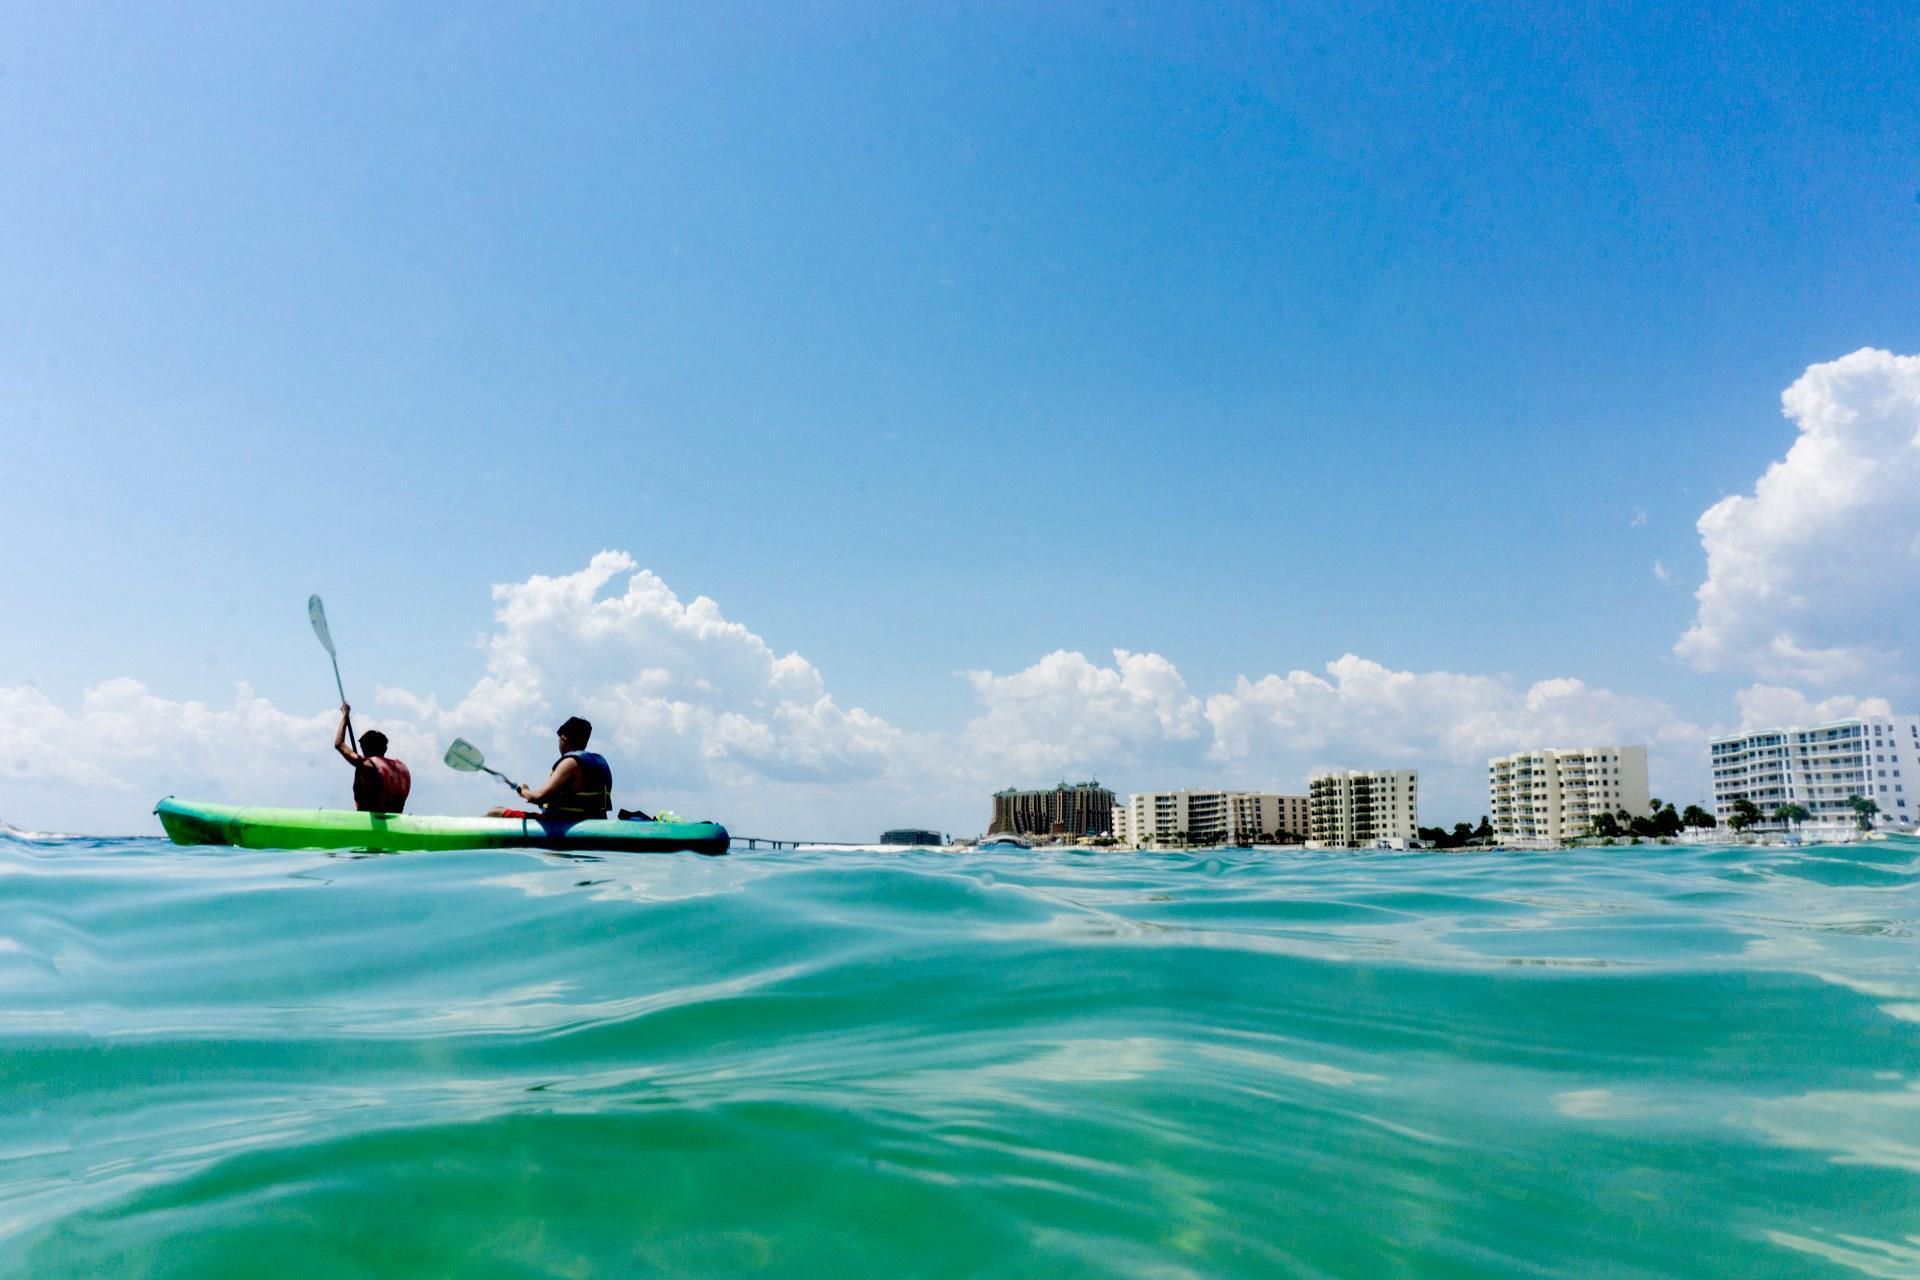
155;798;729;856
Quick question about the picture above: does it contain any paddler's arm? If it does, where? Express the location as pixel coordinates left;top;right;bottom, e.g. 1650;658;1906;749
333;704;365;766
518;757;581;805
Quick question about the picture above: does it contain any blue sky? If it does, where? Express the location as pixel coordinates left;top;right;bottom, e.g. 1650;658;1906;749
3;3;1918;835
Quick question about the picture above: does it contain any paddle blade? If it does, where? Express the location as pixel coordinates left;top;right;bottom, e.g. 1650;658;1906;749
307;595;335;656
444;738;487;772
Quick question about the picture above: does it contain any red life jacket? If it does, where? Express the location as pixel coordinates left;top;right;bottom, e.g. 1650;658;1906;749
354;756;412;813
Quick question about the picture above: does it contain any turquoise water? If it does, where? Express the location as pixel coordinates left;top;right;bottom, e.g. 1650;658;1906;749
3;835;1917;1278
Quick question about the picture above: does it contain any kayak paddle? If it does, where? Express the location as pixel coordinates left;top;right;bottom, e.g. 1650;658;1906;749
444;738;525;794
308;594;353;743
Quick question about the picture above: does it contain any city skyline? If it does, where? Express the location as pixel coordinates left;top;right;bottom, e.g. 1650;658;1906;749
3;7;1918;838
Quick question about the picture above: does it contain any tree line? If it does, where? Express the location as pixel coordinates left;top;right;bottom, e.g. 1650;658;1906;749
1584;799;1711;839
1415;818;1494;848
1721;795;1879;832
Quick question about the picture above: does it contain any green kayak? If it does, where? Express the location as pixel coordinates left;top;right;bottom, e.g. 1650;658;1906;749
155;797;729;856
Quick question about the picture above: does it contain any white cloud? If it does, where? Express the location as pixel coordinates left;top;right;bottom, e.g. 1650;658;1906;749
0;555;924;836
0;679;347;812
1676;348;1920;686
1652;559;1672;584
955;648;1706;814
0;559;1717;836
417;552;904;788
1205;655;1701;780
1732;685;1894;733
960;649;1204;781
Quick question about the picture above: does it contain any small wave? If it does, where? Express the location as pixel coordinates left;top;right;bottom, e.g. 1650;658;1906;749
2;840;1916;1278
0;820;90;843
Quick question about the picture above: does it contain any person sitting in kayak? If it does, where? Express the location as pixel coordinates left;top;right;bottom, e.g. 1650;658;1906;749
334;703;411;813
513;716;613;820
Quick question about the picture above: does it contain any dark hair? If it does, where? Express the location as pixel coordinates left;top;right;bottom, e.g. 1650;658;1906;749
359;730;389;756
557;716;592;745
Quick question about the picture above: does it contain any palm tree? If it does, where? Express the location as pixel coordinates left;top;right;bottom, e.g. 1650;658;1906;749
1728;798;1761;832
1846;794;1880;831
1772;802;1811;832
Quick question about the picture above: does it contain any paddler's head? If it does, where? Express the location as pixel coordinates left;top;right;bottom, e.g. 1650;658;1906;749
358;730;389;758
557;716;592;754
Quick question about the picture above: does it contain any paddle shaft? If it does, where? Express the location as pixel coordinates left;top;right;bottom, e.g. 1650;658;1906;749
328;653;354;745
482;764;525;793
311;596;354;745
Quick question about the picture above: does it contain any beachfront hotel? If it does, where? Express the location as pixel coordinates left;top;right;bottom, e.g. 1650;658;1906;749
1115;790;1309;848
1710;715;1919;831
1307;770;1419;848
989;781;1117;838
1487;745;1650;844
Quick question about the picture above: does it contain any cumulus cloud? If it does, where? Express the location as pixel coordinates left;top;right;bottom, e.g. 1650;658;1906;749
1676;348;1920;686
0;687;362;825
1732;685;1894;733
1;557;1717;836
0;679;349;813
1205;655;1701;769
960;649;1204;781
956;649;1707;813
411;552;905;788
0;555;923;835
1202;656;1706;813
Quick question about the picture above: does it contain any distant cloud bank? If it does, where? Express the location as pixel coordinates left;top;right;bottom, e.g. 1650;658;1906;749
8;347;1918;835
1;556;1710;835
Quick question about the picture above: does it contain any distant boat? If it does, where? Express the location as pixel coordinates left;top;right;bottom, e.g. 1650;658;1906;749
977;832;1033;849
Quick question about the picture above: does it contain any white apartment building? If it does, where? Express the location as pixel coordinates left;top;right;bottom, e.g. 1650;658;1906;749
1307;770;1419;847
1118;790;1310;847
1710;715;1919;830
1488;745;1650;844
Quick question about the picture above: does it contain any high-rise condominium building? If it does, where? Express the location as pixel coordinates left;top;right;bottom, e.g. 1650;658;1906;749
1710;716;1918;829
990;781;1116;837
1487;745;1650;843
1116;790;1309;847
1307;770;1419;847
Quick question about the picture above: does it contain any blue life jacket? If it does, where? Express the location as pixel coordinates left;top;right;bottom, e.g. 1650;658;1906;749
544;750;612;819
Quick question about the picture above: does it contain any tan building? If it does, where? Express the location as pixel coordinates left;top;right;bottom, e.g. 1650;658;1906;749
990;781;1115;838
1488;745;1649;843
1308;769;1419;847
1118;790;1309;847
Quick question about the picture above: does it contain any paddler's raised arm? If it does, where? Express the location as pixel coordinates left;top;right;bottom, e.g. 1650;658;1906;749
333;703;364;766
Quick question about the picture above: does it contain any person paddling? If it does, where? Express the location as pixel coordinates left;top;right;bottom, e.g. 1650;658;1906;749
510;716;613;820
334;703;412;813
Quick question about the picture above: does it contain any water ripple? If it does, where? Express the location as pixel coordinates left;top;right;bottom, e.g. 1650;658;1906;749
0;835;1916;1277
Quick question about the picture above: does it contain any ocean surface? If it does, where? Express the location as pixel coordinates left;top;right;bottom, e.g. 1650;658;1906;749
2;834;1917;1279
